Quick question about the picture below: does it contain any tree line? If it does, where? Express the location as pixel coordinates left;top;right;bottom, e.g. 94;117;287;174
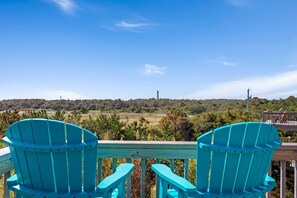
1;96;297;197
0;98;241;113
1;96;297;114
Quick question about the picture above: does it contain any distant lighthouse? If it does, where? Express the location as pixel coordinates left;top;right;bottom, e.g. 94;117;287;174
247;88;252;112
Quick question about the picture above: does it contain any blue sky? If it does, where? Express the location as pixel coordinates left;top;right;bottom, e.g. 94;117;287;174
1;0;297;100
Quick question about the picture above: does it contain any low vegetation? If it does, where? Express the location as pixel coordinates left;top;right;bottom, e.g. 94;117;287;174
0;96;297;197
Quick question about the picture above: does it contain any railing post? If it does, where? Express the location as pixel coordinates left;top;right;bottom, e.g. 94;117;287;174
126;158;132;198
126;175;132;198
263;111;268;122
112;158;117;173
280;161;286;198
156;159;160;197
295;160;297;198
141;158;146;198
4;171;11;198
170;159;174;171
266;166;271;198
184;159;189;180
97;158;102;183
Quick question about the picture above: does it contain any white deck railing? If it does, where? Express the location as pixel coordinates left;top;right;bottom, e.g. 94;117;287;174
1;141;297;198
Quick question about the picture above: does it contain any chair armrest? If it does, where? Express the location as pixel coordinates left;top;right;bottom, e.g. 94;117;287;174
152;164;196;194
96;163;134;193
6;174;18;187
264;175;275;189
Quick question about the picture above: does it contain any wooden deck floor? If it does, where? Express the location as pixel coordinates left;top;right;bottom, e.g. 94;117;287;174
265;120;297;131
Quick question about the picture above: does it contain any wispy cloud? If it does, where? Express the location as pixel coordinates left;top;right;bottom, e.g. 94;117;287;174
222;61;238;66
114;20;155;32
288;64;297;68
187;70;297;99
144;64;166;75
36;89;86;100
0;89;87;100
116;21;148;28
227;0;248;7
207;57;239;67
48;0;77;14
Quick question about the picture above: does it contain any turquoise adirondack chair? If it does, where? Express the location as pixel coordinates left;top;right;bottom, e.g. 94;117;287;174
152;122;282;197
3;119;134;198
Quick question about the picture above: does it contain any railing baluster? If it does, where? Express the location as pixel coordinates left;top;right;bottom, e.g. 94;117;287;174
266;166;271;198
112;158;117;173
294;160;297;198
4;171;11;198
1;140;296;198
97;158;102;183
126;158;132;198
141;158;146;198
184;159;189;180
280;161;286;198
170;159;174;171
156;159;160;197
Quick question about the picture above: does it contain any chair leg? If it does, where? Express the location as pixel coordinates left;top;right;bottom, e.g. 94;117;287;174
117;181;125;198
15;193;22;198
159;178;168;197
260;193;266;198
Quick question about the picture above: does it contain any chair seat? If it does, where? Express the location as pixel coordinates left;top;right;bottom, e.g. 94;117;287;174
167;180;274;198
152;122;281;198
162;174;275;198
7;174;119;198
3;119;135;198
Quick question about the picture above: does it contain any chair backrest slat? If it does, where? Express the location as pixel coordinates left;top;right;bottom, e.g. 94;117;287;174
6;123;28;187
48;120;69;192
197;122;281;195
196;133;212;191
253;124;278;189
66;123;83;192
244;123;262;190
221;123;246;193
209;126;230;193
4;119;99;195
83;131;97;191
19;120;43;190
15;121;37;189
31;119;56;192
233;123;259;192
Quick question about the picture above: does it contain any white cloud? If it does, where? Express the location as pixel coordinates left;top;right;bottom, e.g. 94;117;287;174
187;70;297;99
114;20;155;32
144;64;166;75
0;89;87;100
49;0;77;14
207;57;239;67
288;64;297;68
222;61;238;66
116;21;148;28
36;89;86;100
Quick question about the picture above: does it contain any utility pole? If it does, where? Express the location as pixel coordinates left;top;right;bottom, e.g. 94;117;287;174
247;88;252;112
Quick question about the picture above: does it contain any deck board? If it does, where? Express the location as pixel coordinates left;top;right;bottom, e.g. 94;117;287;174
265;120;297;131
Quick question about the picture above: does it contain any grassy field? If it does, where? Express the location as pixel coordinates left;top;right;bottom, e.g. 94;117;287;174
81;111;166;127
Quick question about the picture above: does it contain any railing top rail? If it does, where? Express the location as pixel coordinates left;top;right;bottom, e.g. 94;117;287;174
1;141;296;150
97;140;196;148
263;111;297;114
97;140;197;159
98;140;197;145
97;140;296;148
0;147;13;175
1;141;297;174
